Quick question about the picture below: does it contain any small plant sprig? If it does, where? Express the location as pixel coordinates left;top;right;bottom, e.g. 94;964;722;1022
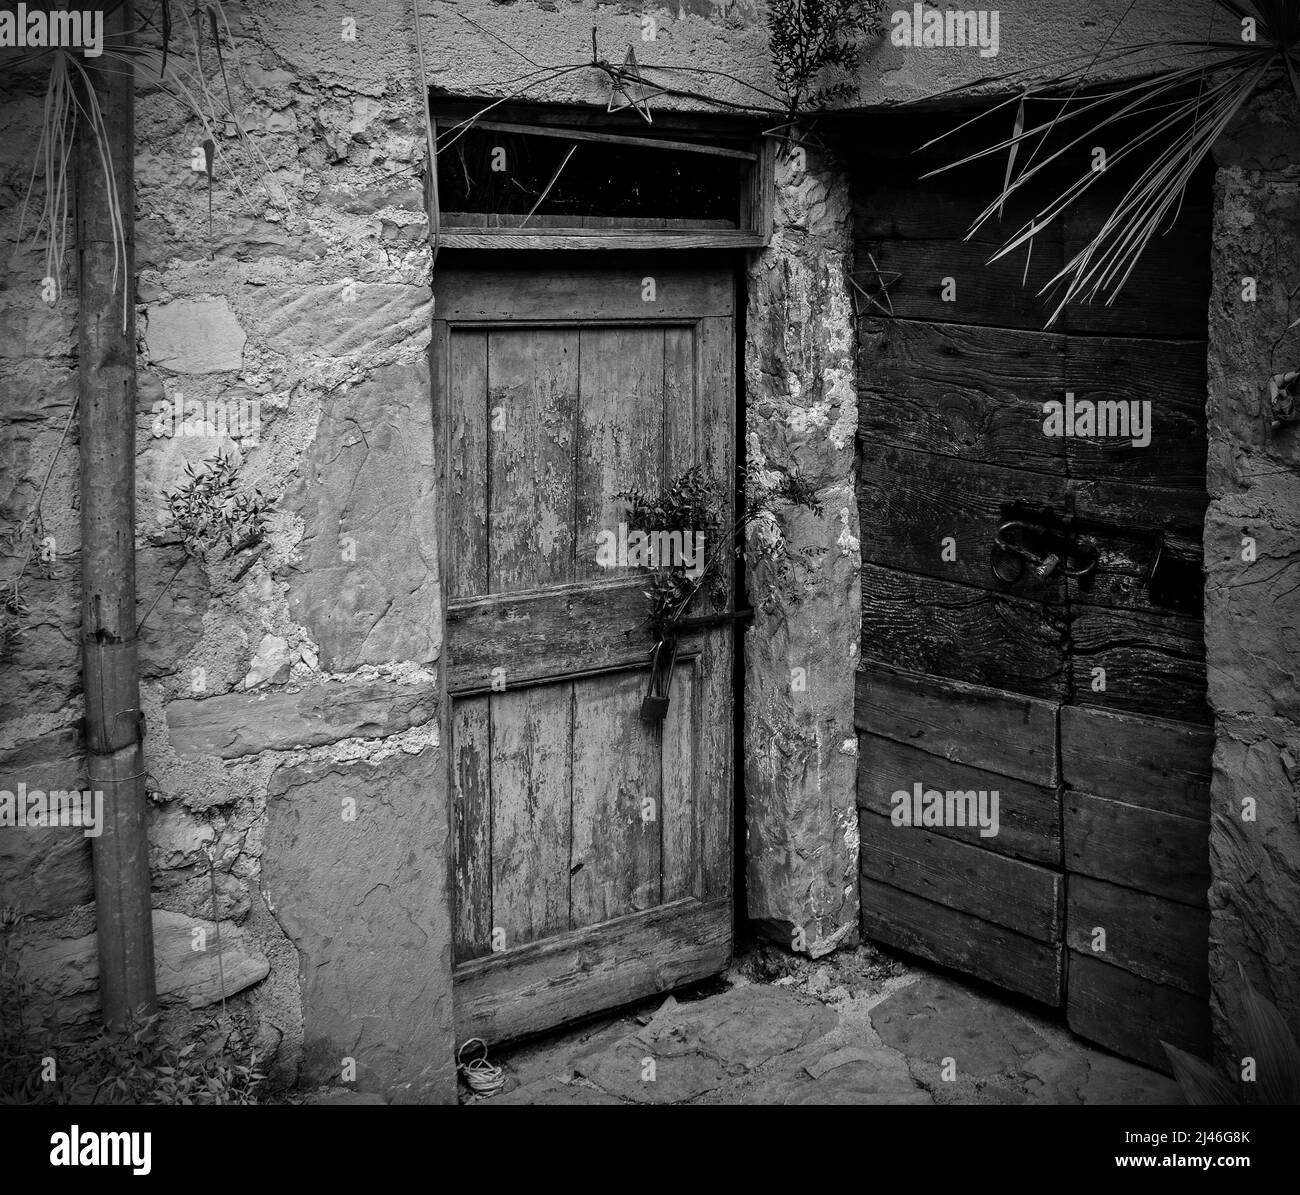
137;450;268;635
1163;966;1300;1105
165;450;269;565
618;461;824;634
768;0;886;116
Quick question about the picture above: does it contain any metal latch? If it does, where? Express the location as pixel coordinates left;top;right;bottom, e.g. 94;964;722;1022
991;519;1098;585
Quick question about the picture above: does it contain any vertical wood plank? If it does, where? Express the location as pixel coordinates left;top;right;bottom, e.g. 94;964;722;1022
488;329;578;593
664;325;697;478
450;331;488;600
697;311;735;902
452;696;491;961
575;327;666;582
570;669;662;924
490;683;574;950
660;658;698;902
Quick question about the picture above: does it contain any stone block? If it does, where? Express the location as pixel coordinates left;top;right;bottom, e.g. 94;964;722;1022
146;298;247;374
262;748;453;1103
286;360;441;669
166;678;437;759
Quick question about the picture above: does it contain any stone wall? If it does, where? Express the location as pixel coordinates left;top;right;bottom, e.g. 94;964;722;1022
1;2;453;1103
1205;81;1300;1062
743;136;861;956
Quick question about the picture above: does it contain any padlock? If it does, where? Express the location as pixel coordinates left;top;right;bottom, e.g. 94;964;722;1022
640;636;679;723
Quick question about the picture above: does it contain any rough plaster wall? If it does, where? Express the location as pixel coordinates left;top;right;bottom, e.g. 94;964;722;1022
1206;83;1300;1063
423;0;1213;112
1;1;454;1103
744;141;861;957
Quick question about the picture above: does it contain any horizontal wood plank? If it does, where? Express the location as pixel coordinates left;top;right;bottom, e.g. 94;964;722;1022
855;238;1065;330
854;662;1059;786
1064;790;1210;907
1066;875;1209;996
434;262;735;318
859;811;1062;941
448;578;665;692
861;878;1063;1006
861;564;1068;701
1069;604;1209;724
454;898;730;1046
1066;951;1211;1073
1062;337;1207;486
860;444;1064;601
857;733;1061;865
857;318;1065;474
1059;704;1212;817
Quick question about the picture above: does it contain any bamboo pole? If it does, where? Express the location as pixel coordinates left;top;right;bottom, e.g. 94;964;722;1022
78;0;156;1030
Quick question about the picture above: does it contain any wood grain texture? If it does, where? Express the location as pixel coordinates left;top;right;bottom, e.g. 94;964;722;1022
1066;951;1211;1073
447;577;657;693
570;669;662;924
452;696;491;962
857;732;1061;865
1066;875;1209;996
860;878;1063;1006
437;230;765;251
855;237;1067;330
859;443;1065;601
1062;337;1208;486
454;898;731;1046
661;659;698;903
575;327;665;583
449;331;489;600
490;683;574;950
1059;704;1212;818
1064;790;1210;907
1068;604;1209;724
857;318;1065;474
859;811;1062;941
861;564;1068;700
433;260;735;320
854;662;1059;787
488;328;577;593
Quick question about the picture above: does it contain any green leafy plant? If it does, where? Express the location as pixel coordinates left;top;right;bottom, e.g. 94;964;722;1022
0;920;266;1105
165;450;269;566
921;0;1300;325
1163;968;1300;1105
768;0;887;115
618;461;824;634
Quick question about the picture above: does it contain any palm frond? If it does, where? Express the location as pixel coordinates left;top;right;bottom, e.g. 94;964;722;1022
13;1;288;333
915;0;1299;324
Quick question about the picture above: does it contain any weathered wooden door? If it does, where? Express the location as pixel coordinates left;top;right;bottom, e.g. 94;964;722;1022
432;255;735;1045
853;115;1214;1070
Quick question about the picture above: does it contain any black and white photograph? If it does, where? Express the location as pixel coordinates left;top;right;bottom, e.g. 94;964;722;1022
0;0;1297;1167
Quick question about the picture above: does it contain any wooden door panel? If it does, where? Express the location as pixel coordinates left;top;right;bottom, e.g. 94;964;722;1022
859;812;1063;942
853;116;1213;1053
860;564;1069;700
857;733;1061;866
487;329;578;593
450;332;489;601
574;327;666;584
489;683;574;948
860;879;1063;1006
437;256;735;1044
569;668;663;925
858;317;1066;474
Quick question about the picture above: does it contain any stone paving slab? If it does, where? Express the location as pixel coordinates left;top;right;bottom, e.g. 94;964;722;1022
871;974;1047;1077
479;956;1186;1106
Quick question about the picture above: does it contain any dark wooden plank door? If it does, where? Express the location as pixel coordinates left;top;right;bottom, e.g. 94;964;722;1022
433;255;735;1046
853;114;1213;1069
